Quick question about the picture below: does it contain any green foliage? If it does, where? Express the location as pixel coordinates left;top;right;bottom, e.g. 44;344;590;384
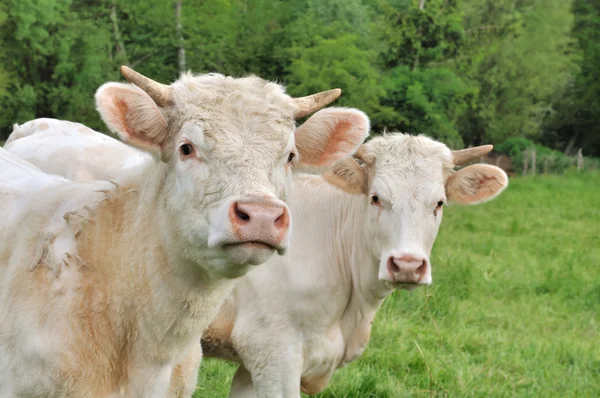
375;0;470;144
541;0;600;156
0;0;597;156
496;137;576;173
287;34;384;121
378;65;472;147
454;0;579;145
198;172;600;396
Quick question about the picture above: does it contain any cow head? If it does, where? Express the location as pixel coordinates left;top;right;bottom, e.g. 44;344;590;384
325;134;508;291
96;66;369;278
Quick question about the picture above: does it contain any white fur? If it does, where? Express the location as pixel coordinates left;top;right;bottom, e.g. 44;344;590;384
0;72;369;396
201;133;508;397
5;118;151;183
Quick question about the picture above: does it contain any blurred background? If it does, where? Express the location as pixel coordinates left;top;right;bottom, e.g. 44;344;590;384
1;0;598;396
1;0;599;171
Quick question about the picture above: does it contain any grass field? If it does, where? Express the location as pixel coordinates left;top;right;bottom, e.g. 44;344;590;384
194;171;600;397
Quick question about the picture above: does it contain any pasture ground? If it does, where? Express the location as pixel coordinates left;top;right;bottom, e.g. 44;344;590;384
195;171;600;397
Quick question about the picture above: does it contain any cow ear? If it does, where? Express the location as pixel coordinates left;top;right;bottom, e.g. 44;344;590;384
323;157;368;195
446;164;508;205
95;83;168;157
294;108;369;173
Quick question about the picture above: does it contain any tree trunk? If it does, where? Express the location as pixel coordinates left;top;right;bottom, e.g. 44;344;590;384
175;0;186;74
564;133;578;156
110;0;128;62
412;0;425;69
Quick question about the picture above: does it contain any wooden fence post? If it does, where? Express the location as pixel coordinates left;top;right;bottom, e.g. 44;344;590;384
577;148;584;171
531;149;536;176
522;150;529;176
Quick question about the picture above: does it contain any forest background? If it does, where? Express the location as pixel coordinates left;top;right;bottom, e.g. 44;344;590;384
0;0;598;160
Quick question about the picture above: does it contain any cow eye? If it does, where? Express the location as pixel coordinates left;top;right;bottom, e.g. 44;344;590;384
371;195;380;205
180;143;194;157
287;153;295;163
434;200;444;216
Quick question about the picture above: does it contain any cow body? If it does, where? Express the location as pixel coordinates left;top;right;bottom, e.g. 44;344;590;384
4;118;150;181
0;67;369;397
203;178;380;396
201;134;509;397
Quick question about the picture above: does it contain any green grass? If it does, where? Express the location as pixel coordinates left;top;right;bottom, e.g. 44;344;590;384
196;171;600;397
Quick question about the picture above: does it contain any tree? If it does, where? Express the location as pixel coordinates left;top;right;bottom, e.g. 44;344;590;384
454;0;578;145
0;0;116;136
373;0;470;146
175;0;186;73
542;0;600;156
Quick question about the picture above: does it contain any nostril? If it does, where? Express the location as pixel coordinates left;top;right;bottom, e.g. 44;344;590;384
274;209;289;230
387;257;400;273
234;202;250;222
416;260;427;276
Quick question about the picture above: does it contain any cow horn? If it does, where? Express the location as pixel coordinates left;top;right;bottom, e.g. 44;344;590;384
293;89;342;119
120;65;174;107
353;144;375;166
452;145;494;165
354;145;366;160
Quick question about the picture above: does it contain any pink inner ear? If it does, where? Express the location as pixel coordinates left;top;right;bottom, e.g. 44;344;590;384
96;88;129;136
467;175;501;203
96;83;168;155
313;120;356;167
448;165;507;205
310;113;368;167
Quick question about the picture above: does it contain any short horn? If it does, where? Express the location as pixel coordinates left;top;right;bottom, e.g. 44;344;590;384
293;89;342;119
120;65;174;107
452;145;494;165
354;145;367;160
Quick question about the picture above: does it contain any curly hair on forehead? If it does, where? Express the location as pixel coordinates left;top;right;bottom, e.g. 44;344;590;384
362;133;455;175
172;73;298;120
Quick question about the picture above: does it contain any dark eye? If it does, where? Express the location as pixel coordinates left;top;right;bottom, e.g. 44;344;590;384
287;153;295;163
434;200;444;216
180;143;193;156
371;195;379;205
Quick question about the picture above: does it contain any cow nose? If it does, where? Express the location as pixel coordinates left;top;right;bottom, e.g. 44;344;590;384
229;199;290;247
387;254;428;284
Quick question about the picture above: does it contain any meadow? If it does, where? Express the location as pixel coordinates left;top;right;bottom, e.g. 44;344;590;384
195;171;600;397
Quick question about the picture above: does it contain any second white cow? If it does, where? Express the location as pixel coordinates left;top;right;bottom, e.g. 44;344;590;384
200;134;508;397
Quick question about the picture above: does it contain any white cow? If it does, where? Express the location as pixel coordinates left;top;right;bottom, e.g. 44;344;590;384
199;134;508;397
0;66;369;397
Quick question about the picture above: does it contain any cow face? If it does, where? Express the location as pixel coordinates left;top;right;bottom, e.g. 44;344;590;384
325;135;508;290
96;67;369;279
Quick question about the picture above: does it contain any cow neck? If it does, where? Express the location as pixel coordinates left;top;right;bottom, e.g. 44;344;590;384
79;162;234;360
328;187;391;365
291;176;388;339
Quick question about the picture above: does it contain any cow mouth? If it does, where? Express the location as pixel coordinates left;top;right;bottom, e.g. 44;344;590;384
221;240;285;255
222;241;276;251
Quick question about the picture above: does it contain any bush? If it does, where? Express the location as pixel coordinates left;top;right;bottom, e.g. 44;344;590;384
496;137;575;174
